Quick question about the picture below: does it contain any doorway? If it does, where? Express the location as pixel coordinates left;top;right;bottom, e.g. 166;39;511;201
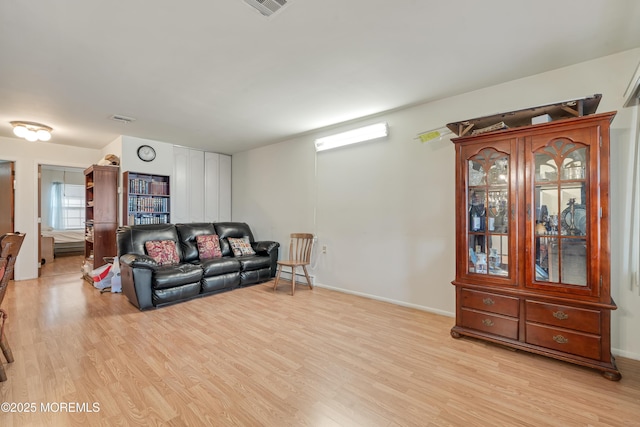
0;161;15;235
39;165;86;277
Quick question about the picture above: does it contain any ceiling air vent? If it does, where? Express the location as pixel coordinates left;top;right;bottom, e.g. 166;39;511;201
243;0;288;17
110;114;136;124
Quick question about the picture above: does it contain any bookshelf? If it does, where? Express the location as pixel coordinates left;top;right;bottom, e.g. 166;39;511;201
123;172;171;225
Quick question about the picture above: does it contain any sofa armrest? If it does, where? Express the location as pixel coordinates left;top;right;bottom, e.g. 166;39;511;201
252;240;279;256
119;254;157;310
252;240;280;277
120;253;159;270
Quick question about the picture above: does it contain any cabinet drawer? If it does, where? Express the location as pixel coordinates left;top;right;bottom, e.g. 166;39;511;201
461;308;519;340
461;289;519;317
525;300;600;334
526;323;601;360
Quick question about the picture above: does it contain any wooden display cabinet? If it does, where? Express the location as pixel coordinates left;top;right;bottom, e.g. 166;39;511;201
450;111;621;380
83;165;118;283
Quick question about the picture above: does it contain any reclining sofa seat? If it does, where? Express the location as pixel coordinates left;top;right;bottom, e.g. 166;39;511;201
117;222;279;310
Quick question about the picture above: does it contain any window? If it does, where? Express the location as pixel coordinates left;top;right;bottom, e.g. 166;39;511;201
62;184;85;229
51;183;85;229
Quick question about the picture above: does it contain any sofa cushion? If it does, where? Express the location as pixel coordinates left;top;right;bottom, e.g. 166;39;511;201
240;268;272;285
214;222;255;257
153;282;201;306
117;223;183;259
228;236;256;256
237;255;271;271
145;240;180;265
196;234;222;260
200;257;241;276
153;263;203;290
175;223;217;263
202;272;240;294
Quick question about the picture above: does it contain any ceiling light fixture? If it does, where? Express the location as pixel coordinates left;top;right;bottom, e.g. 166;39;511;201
315;122;389;152
10;121;53;142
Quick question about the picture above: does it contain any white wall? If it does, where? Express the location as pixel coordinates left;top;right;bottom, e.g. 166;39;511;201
117;136;174;225
0;137;103;279
120;136;174;176
232;48;640;359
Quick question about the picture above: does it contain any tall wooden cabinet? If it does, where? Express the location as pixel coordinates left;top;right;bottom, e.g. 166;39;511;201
450;112;621;380
83;165;118;283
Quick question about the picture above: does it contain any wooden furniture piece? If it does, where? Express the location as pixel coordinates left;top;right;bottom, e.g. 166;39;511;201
40;235;54;264
0;232;25;382
123;172;170;225
446;94;602;137
450;111;621;380
273;233;314;295
83;165;118;284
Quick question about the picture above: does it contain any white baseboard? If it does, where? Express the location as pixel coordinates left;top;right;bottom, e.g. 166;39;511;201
612;348;640;361
312;282;639;362
313;282;455;318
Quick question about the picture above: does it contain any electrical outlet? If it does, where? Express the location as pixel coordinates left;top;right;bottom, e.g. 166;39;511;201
322;245;327;254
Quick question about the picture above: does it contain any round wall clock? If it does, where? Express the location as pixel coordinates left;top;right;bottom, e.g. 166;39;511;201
137;145;156;162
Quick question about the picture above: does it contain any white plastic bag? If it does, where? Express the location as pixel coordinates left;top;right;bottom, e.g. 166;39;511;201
110;257;122;293
91;263;113;290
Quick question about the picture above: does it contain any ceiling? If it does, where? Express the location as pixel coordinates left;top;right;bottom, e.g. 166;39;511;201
1;0;640;155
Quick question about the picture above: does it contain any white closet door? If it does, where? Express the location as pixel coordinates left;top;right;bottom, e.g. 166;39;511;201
188;149;205;222
219;154;232;221
172;146;190;224
174;147;231;224
204;152;220;222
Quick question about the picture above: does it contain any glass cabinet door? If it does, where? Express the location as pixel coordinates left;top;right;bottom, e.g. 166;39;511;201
466;148;510;278
532;138;588;287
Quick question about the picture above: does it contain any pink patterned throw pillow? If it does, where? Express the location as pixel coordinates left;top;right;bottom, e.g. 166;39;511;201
227;236;256;257
145;240;180;265
196;234;222;260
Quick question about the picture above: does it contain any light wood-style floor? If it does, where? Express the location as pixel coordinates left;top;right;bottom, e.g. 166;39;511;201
39;254;84;278
1;271;639;426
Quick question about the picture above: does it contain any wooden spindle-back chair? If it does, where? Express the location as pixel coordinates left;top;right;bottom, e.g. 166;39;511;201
0;232;26;382
273;233;314;295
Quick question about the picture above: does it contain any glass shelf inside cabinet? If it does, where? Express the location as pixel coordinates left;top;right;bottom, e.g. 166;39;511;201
533;140;588;286
467;151;509;278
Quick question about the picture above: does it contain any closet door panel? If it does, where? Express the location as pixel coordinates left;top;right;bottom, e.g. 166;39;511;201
204;152;220;222
219;154;232;221
172;146;189;224
188;149;205;222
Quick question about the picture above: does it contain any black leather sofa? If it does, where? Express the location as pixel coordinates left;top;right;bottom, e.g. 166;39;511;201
116;222;279;310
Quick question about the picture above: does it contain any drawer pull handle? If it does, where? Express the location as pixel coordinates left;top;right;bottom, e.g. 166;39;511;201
482;319;494;327
553;335;569;344
553;311;569;320
483;298;495;306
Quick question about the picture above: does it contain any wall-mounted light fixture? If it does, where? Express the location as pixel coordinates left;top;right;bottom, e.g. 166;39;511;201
10;121;53;142
315;122;388;152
